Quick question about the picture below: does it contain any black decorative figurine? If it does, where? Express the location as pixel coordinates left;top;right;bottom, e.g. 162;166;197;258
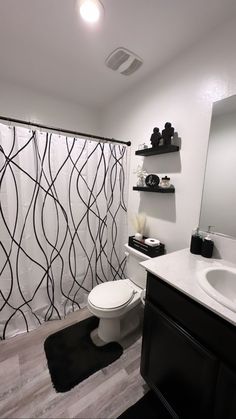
162;122;174;146
150;127;162;148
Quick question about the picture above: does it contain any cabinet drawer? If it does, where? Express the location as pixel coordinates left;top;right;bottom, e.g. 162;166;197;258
146;272;236;369
214;364;236;419
141;301;218;419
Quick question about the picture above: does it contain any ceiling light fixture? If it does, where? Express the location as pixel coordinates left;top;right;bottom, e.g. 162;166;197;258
79;0;104;24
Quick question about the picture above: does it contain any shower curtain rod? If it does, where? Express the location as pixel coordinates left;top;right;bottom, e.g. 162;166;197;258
0;115;131;147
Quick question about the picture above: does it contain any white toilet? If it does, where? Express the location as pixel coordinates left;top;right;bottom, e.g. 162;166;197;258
87;244;150;343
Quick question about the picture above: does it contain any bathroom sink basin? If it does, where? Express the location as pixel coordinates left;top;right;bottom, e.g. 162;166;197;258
198;267;236;312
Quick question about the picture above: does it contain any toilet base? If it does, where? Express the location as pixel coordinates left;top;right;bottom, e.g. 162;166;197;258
96;305;142;343
98;317;121;342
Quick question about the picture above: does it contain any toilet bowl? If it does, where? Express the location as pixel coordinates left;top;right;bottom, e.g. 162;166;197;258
87;244;150;342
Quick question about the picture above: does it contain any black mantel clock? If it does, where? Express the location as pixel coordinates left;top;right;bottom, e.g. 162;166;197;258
145;174;160;188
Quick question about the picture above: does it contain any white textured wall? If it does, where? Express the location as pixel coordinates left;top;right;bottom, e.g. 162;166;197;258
0;80;100;134
100;17;236;253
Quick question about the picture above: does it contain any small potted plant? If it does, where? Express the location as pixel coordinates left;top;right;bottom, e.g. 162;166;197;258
131;213;146;241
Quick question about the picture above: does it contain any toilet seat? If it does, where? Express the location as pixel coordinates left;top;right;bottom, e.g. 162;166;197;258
88;280;134;310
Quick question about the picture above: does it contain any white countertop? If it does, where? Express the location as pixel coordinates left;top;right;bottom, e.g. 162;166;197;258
140;248;236;327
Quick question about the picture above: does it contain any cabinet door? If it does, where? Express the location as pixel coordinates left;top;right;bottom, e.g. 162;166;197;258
215;364;236;419
141;301;219;419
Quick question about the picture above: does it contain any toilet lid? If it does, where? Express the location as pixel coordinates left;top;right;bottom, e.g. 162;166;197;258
88;280;134;309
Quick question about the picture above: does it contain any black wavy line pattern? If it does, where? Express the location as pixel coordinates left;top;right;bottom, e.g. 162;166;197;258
0;125;128;339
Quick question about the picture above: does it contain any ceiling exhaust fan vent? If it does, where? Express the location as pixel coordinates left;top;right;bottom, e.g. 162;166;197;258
105;47;143;76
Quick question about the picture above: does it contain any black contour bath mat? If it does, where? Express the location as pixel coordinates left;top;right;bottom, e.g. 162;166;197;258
44;316;123;392
117;391;174;419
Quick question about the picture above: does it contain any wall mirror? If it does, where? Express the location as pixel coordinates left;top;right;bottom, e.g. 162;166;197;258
199;94;236;239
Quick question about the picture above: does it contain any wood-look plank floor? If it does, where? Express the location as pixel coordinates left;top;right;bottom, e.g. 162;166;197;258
0;308;147;418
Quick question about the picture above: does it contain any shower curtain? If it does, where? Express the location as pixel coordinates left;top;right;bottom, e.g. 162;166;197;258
0;123;128;339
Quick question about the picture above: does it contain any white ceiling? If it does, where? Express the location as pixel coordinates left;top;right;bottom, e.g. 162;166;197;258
0;0;236;109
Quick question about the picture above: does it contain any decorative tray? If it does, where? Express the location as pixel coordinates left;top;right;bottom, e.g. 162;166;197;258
128;236;165;258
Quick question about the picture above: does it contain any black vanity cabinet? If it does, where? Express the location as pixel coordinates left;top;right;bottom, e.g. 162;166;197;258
140;272;236;419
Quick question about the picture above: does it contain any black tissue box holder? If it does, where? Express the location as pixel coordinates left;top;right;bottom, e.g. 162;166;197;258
128;236;165;258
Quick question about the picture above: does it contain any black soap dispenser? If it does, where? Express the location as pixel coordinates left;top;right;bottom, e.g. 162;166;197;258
201;226;214;258
190;227;202;254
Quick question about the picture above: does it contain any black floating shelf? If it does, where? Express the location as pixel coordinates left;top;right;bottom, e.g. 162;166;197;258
133;186;175;193
135;144;179;156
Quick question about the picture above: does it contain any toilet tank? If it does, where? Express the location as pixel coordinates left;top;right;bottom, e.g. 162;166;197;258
124;244;151;289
